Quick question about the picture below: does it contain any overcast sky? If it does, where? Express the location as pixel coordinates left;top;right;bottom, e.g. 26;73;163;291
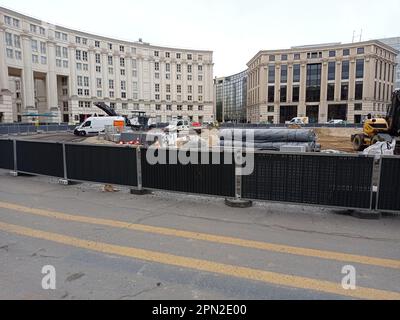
1;0;399;76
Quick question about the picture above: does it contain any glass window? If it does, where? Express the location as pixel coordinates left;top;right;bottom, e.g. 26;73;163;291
329;50;336;57
281;54;288;61
357;48;364;54
355;81;363;100
341;83;349;101
356;59;364;78
268;64;275;84
280;86;287;103
342;61;349;80
306;63;322;102
268;86;275;103
269;55;275;62
328;61;336;81
293;64;300;82
293;53;300;60
292;86;299;102
280;65;287;83
343;49;350;56
327;83;335;101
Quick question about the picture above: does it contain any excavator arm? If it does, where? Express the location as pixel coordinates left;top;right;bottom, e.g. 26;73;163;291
93;102;119;117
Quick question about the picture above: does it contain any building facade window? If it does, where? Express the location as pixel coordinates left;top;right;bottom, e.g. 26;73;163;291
356;59;364;79
355;81;363;100
281;65;288;83
293;64;301;83
306;63;322;102
328;61;336;81
268;64;275;84
342;61;349;80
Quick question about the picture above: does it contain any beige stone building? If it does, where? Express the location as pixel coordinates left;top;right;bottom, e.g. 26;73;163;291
0;7;214;124
247;41;398;124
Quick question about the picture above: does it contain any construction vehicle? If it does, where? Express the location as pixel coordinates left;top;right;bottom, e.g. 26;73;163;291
352;90;400;152
93;102;156;131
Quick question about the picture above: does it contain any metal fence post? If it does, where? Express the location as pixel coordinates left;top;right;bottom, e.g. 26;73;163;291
59;143;69;185
10;139;18;176
131;146;147;195
225;149;252;208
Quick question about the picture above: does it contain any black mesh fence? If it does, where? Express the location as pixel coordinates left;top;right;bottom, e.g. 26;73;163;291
16;141;64;177
0;140;14;170
141;149;236;197
65;144;137;187
242;153;374;209
377;157;400;212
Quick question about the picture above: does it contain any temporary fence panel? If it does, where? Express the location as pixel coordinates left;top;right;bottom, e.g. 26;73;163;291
242;153;374;209
377;157;400;212
141;148;236;197
0;139;14;170
16;140;64;177
65;144;137;187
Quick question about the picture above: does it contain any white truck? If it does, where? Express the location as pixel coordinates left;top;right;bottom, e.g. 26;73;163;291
165;119;190;132
74;116;125;136
285;117;309;125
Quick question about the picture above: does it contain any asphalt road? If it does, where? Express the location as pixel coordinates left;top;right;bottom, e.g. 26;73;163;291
0;170;399;300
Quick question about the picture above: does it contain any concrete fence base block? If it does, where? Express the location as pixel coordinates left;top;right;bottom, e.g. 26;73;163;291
9;171;18;177
58;179;70;186
225;198;253;208
130;189;151;196
350;210;382;220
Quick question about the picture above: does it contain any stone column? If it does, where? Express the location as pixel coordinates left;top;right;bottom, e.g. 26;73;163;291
88;48;97;99
114;53;121;99
101;50;109;99
0;21;12;122
46;40;58;113
21;32;35;110
68;44;77;97
298;62;307;117
319;60;328;122
0;22;10;93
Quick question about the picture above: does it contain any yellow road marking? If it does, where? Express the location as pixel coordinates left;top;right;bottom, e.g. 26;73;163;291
0;201;399;270
0;221;399;300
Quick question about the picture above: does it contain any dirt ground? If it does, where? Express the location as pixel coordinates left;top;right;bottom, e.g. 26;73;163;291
315;128;360;153
82;128;362;153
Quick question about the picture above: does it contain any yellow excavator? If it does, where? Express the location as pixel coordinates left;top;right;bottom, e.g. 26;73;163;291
352;90;400;153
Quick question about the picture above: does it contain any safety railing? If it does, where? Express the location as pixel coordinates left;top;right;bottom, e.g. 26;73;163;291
0;138;398;213
0;123;71;135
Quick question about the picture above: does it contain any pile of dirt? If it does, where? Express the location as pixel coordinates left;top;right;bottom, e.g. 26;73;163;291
315;128;360;153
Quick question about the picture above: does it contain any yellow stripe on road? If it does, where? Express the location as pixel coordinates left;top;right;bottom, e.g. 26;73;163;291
0;221;399;300
0;200;399;270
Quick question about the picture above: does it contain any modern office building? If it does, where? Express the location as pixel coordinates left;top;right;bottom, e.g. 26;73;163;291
246;41;398;124
379;37;400;89
0;7;214;124
214;70;247;123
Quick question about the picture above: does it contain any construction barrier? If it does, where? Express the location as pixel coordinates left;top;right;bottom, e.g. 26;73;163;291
242;153;374;210
377;157;400;212
65;144;137;187
15;140;65;178
141;148;236;197
1;138;399;213
0;139;14;170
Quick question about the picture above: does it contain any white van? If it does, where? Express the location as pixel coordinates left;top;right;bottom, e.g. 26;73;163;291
74;116;125;136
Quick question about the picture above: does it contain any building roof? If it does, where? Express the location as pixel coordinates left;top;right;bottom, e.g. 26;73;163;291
0;6;213;54
247;40;400;66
